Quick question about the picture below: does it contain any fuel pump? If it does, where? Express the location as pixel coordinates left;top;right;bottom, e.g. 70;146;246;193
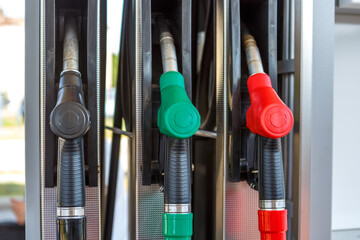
157;15;200;240
242;25;293;240
50;13;88;240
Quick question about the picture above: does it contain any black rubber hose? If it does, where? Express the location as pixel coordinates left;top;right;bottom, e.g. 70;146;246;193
258;137;285;201
164;138;191;204
58;138;86;207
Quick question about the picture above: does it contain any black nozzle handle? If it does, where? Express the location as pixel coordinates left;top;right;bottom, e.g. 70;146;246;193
50;72;90;139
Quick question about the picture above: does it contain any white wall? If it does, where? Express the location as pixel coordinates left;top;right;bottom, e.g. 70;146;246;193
332;16;360;230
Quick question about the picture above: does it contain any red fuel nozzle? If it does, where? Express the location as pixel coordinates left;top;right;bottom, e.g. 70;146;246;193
246;73;293;139
258;209;287;240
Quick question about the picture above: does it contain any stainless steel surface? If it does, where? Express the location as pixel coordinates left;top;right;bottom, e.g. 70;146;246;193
158;20;178;73
40;0;46;238
259;199;286;210
164;204;191;213
62;14;79;73
293;0;334;239
132;0;165;239
43;187;101;240
242;34;264;76
293;0;313;238
57;207;85;217
194;129;217;139
25;1;41;238
225;182;260;239
133;0;143;237
95;1;102;237
214;0;229;238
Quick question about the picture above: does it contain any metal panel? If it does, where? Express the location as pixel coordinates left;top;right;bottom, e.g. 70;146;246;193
225;182;259;240
25;0;41;239
132;0;165;239
293;0;334;239
309;0;333;239
42;187;101;240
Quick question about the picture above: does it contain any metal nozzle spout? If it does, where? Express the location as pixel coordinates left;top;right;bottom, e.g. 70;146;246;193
157;15;178;73
63;13;79;74
242;25;264;76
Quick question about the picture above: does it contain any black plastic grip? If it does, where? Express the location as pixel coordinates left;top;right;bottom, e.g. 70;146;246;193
50;72;90;140
258;137;285;201
58;138;86;207
164;138;191;204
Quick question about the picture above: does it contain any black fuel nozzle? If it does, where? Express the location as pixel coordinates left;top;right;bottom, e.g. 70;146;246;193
51;13;88;240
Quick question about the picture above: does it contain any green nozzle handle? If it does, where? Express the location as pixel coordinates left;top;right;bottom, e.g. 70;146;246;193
163;213;193;240
157;72;200;139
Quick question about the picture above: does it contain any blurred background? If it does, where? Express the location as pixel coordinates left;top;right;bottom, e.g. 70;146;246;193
0;0;26;230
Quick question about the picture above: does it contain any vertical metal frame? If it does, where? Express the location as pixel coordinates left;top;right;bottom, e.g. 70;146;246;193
25;0;41;239
214;0;229;238
293;0;334;239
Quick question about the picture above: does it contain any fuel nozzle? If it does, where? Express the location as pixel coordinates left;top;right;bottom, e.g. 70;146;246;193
243;33;293;139
50;13;87;240
157;15;200;139
157;15;195;240
243;25;290;240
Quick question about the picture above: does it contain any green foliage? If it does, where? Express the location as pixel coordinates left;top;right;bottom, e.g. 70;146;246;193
0;183;25;197
112;54;119;88
2;117;19;127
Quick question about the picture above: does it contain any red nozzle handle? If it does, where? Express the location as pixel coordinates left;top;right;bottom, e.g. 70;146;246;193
246;73;294;139
258;209;287;240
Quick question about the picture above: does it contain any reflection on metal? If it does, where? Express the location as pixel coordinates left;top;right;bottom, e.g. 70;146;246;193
158;16;178;73
164;204;191;213
242;32;265;75
57;207;85;217
214;0;229;238
259;200;286;210
194;130;217;139
294;0;313;239
62;15;79;74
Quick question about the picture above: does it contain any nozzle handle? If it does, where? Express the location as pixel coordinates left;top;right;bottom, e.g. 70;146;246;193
246;73;293;139
157;72;200;139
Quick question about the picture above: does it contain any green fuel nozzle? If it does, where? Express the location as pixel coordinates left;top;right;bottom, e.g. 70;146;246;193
157;15;195;240
157;71;200;139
